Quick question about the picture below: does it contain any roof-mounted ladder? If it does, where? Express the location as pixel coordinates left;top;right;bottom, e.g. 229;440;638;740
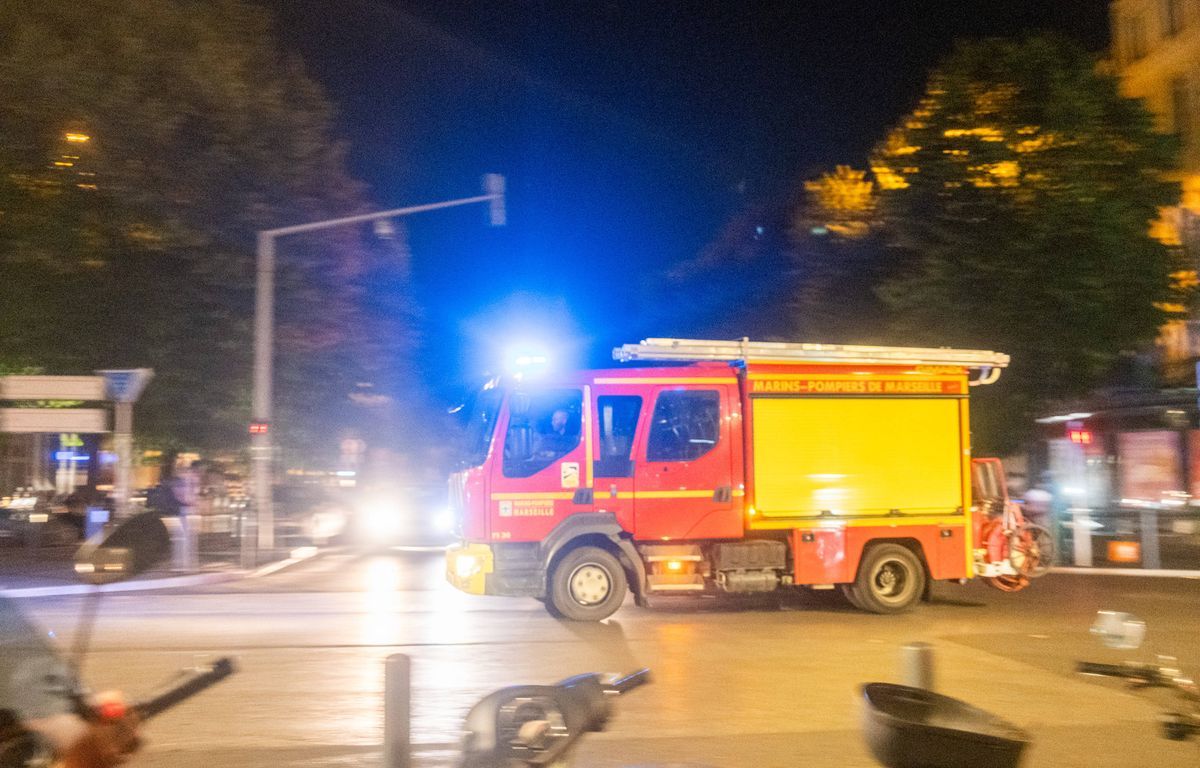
613;338;1010;386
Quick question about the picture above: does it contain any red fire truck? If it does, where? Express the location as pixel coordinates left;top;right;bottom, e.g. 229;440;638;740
445;338;1042;620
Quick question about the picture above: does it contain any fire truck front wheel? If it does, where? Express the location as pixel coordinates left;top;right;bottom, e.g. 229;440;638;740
848;543;926;614
547;546;628;621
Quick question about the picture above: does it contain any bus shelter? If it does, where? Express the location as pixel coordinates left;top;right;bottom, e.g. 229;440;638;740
1035;388;1200;572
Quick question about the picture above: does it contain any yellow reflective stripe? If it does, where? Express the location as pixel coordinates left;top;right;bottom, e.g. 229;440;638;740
617;489;737;500
593;377;736;385
490;492;575;501
748;516;966;530
492;489;746;501
583;385;594;486
633;490;718;499
746;373;962;382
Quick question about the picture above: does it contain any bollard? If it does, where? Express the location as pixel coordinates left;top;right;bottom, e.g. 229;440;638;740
901;641;935;690
384;654;411;768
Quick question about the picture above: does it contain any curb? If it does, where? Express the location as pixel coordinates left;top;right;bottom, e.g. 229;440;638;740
1;545;327;599
1049;566;1200;579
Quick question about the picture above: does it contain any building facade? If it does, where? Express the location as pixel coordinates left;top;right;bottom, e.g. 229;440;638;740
1113;1;1200;164
1019;4;1200;573
1112;0;1200;362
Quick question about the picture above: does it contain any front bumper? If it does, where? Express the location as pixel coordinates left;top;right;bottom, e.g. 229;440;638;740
445;543;494;595
446;541;546;597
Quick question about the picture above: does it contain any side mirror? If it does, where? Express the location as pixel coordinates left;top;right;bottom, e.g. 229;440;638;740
1091;610;1146;650
74;511;171;585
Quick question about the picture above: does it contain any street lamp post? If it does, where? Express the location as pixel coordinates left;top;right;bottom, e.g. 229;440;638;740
249;176;505;561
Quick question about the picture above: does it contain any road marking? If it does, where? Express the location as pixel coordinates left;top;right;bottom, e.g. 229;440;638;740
1;571;239;599
3;545;329;598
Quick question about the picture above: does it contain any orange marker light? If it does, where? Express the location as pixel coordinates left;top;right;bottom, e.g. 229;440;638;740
96;699;127;721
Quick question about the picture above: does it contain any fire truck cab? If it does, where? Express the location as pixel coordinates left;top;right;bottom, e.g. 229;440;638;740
446;338;1011;621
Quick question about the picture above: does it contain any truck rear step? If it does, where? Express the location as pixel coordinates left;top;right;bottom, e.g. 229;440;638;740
647;573;706;591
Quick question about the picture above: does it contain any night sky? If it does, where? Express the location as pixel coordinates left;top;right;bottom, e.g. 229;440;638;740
259;0;1111;398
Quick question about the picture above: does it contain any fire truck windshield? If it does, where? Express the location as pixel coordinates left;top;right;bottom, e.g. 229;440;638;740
457;386;503;469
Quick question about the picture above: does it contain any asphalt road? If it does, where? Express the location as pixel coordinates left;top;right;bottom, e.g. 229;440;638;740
12;548;1200;768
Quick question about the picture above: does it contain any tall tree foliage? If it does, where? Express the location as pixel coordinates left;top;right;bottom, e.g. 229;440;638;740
866;36;1186;449
790;167;889;342
0;1;415;455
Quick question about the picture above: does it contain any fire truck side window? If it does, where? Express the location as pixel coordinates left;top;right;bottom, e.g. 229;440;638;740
647;390;720;462
502;388;583;478
595;395;642;477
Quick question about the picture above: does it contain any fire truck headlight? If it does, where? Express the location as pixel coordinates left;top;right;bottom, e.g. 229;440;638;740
455;552;483;580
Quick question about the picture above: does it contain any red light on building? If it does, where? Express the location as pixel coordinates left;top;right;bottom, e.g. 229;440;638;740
249;422;269;435
1068;428;1093;445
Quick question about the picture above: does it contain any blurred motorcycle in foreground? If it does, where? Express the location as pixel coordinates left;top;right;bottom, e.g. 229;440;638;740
1079;610;1200;742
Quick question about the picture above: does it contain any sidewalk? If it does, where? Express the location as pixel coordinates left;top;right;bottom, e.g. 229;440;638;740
0;543;319;597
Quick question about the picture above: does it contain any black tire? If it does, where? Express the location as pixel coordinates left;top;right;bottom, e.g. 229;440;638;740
848;544;926;614
839;583;866;610
537;595;565;618
547;546;627;621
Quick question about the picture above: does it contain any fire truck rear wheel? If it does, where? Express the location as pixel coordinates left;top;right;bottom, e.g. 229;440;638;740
850;544;925;614
548;546;627;621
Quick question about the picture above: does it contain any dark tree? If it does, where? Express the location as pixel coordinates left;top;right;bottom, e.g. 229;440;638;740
869;35;1187;450
0;1;416;457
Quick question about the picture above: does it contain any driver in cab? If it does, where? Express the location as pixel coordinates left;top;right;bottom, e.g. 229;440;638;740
535;409;577;459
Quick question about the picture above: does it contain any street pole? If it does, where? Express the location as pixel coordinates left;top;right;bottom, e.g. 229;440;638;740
250;178;505;558
112;402;132;518
252;231;276;557
97;368;153;520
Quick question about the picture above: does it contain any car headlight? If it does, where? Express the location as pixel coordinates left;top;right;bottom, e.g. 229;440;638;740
309;510;347;540
361;501;402;539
